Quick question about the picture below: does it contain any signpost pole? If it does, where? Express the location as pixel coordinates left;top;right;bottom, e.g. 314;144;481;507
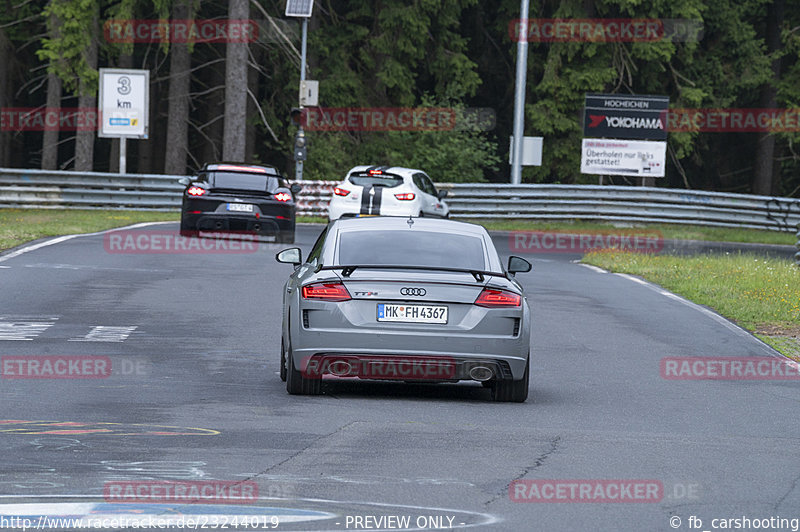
98;68;149;174
510;0;529;185
295;18;308;181
119;138;126;174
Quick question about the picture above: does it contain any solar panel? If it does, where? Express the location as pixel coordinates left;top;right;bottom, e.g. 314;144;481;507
285;0;314;17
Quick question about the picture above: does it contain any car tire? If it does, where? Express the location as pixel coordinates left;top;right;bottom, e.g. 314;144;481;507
280;338;287;382
179;218;195;238
491;355;529;403
286;342;321;395
279;231;295;244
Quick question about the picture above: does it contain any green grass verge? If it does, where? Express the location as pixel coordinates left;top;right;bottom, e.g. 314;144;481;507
0;208;178;252
472;219;796;246
297;216;328;224
298;216;796;246
583;250;800;359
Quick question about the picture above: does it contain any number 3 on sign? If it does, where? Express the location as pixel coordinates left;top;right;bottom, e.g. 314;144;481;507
117;76;131;95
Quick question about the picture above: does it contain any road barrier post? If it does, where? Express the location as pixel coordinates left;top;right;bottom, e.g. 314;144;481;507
795;222;799;266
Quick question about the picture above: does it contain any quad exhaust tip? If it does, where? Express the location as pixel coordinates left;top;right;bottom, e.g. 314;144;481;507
469;366;493;382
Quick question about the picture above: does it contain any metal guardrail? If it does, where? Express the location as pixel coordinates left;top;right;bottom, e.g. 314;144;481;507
438;183;800;233
1;168;799;235
0;168;338;215
796;223;800;266
0;169;186;211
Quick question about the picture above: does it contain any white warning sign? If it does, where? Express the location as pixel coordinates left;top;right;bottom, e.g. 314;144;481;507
580;138;666;177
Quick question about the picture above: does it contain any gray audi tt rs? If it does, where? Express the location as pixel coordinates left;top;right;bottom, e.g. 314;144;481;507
275;216;532;402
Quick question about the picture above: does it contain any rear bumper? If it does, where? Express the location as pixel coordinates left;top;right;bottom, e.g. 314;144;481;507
290;295;530;380
181;212;294;237
298;353;518;382
290;328;530;380
328;199;418;220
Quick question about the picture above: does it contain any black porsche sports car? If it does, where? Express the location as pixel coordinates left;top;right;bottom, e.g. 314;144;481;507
179;163;301;243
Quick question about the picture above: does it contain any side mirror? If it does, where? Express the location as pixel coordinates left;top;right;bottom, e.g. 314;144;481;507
507;255;532;274
178;177;191;186
290;183;302;196
437;190;448;200
276;248;302;266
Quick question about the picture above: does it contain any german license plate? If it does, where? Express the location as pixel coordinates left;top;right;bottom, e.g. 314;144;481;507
377;304;448;324
227;203;254;212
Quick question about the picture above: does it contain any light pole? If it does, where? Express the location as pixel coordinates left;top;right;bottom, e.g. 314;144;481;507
285;1;315;180
510;0;529;185
296;17;309;180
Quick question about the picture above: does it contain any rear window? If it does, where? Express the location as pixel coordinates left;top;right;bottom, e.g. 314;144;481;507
349;174;404;188
208;172;283;192
337;230;486;270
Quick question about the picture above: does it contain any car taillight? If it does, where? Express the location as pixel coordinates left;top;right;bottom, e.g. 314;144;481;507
334;187;350;196
187;186;207;196
474;288;521;308
275;192;292;202
302;282;351;302
368;169;382;175
394;193;415;201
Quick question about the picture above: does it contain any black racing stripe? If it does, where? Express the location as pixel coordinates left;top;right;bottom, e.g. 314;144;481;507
360;185;372;214
370;186;383;215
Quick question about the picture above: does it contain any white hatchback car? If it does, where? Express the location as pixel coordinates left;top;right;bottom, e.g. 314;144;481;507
328;166;450;221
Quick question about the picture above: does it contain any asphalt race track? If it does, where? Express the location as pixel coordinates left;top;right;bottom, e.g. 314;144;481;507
0;222;798;531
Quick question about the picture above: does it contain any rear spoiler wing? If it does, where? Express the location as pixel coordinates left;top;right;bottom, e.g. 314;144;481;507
318;264;506;282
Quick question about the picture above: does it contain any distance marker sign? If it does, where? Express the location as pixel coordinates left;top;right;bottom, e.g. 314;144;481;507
99;69;149;138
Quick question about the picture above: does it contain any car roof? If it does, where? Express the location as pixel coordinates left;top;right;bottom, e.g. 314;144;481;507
345;166;426;179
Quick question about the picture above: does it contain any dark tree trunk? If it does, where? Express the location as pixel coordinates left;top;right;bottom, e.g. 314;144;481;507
245;27;262;163
74;12;98;172
164;0;194;175
222;0;249;161
0;29;10;167
138;80;160;174
753;0;784;195
201;60;226;165
42;73;62;170
42;11;62;170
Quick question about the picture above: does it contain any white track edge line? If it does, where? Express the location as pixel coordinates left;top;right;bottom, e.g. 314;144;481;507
0;221;174;265
612;273;784;359
576;263;608;274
